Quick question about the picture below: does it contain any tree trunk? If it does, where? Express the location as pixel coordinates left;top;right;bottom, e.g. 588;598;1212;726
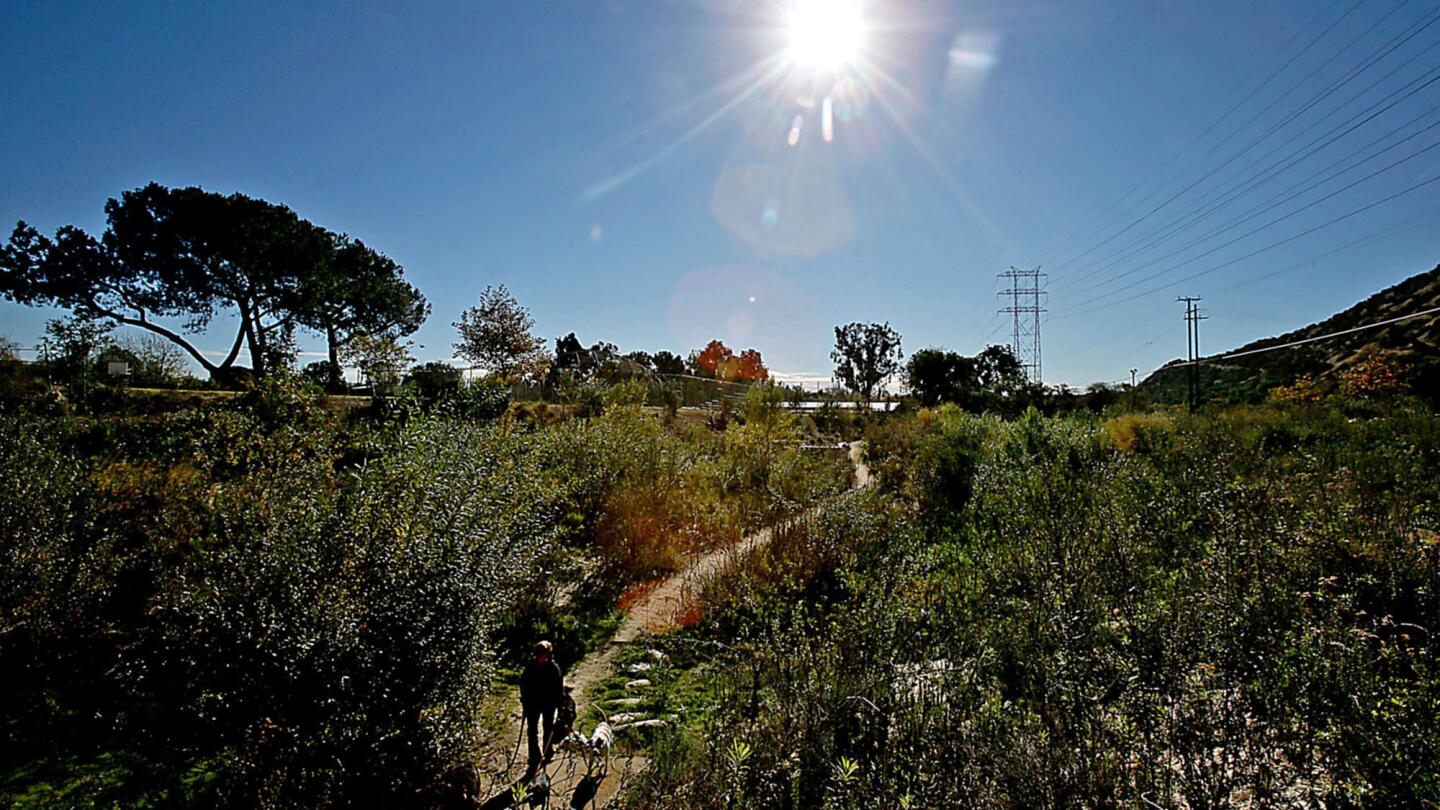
326;323;343;391
242;300;265;379
90;297;224;377
218;320;247;371
88;297;255;388
109;313;217;376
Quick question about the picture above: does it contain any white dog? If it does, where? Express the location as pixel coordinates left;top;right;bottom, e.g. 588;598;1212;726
557;705;613;779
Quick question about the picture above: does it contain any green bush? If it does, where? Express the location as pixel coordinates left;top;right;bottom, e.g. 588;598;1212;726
402;361;462;403
0;414;566;806
449;378;511;420
0;385;858;807
632;403;1440;808
865;404;991;524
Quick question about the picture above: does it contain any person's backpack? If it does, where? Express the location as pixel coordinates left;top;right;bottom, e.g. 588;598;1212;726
556;685;578;738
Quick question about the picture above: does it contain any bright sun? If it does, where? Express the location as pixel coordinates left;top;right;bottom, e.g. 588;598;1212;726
786;0;865;73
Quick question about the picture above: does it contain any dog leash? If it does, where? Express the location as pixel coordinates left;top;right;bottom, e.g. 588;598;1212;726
509;715;526;776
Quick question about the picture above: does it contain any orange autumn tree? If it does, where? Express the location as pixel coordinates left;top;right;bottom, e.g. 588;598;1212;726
691;340;731;377
736;348;768;381
689;340;768;382
1339;349;1408;399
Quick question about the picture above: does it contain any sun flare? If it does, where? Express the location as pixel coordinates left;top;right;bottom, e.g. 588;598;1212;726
785;0;865;73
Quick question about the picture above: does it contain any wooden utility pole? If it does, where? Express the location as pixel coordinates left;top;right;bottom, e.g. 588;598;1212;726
1178;296;1206;411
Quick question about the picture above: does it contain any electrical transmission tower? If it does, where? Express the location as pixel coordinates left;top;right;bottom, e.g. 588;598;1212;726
1178;296;1208;410
998;266;1047;384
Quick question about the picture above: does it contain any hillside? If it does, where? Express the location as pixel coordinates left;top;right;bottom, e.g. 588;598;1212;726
1143;262;1440;403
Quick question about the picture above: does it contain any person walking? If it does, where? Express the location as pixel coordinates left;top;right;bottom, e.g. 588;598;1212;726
520;640;565;780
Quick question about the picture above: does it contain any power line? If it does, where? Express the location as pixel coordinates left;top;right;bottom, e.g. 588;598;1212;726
1053;6;1440;295
1035;0;1358;267
1207;199;1440;294
1066;126;1440;309
1166;28;1440;224
967;313;1003;345
1040;0;1367;270
1138;100;1440;273
1049;0;1410;278
1205;304;1440;362
974;318;1007;349
955;288;1001;344
1061;145;1440;315
1053;48;1440;295
1206;1;1439;182
1136;304;1440;393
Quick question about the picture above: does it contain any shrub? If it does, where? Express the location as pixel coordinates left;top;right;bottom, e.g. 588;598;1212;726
633;404;1440;808
1269;373;1329;405
550;408;738;578
0;384;864;806
450;378;510;420
1100;410;1175;453
1339;349;1409;399
600;379;647;411
653;380;683;417
866;404;991;521
403;361;462;403
0;415;566;806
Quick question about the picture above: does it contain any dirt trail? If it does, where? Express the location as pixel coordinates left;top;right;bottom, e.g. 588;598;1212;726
477;441;870;807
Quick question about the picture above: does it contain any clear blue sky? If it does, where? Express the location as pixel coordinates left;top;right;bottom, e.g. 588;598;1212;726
3;0;1439;386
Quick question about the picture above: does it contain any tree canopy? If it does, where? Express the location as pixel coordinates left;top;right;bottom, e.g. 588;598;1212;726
299;236;428;389
341;333;413;393
905;344;1027;409
652;350;686;376
452;284;545;380
0;183;427;383
905;347;978;407
975;344;1027;395
831;321;902;401
688;339;769;382
547;333;620;386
